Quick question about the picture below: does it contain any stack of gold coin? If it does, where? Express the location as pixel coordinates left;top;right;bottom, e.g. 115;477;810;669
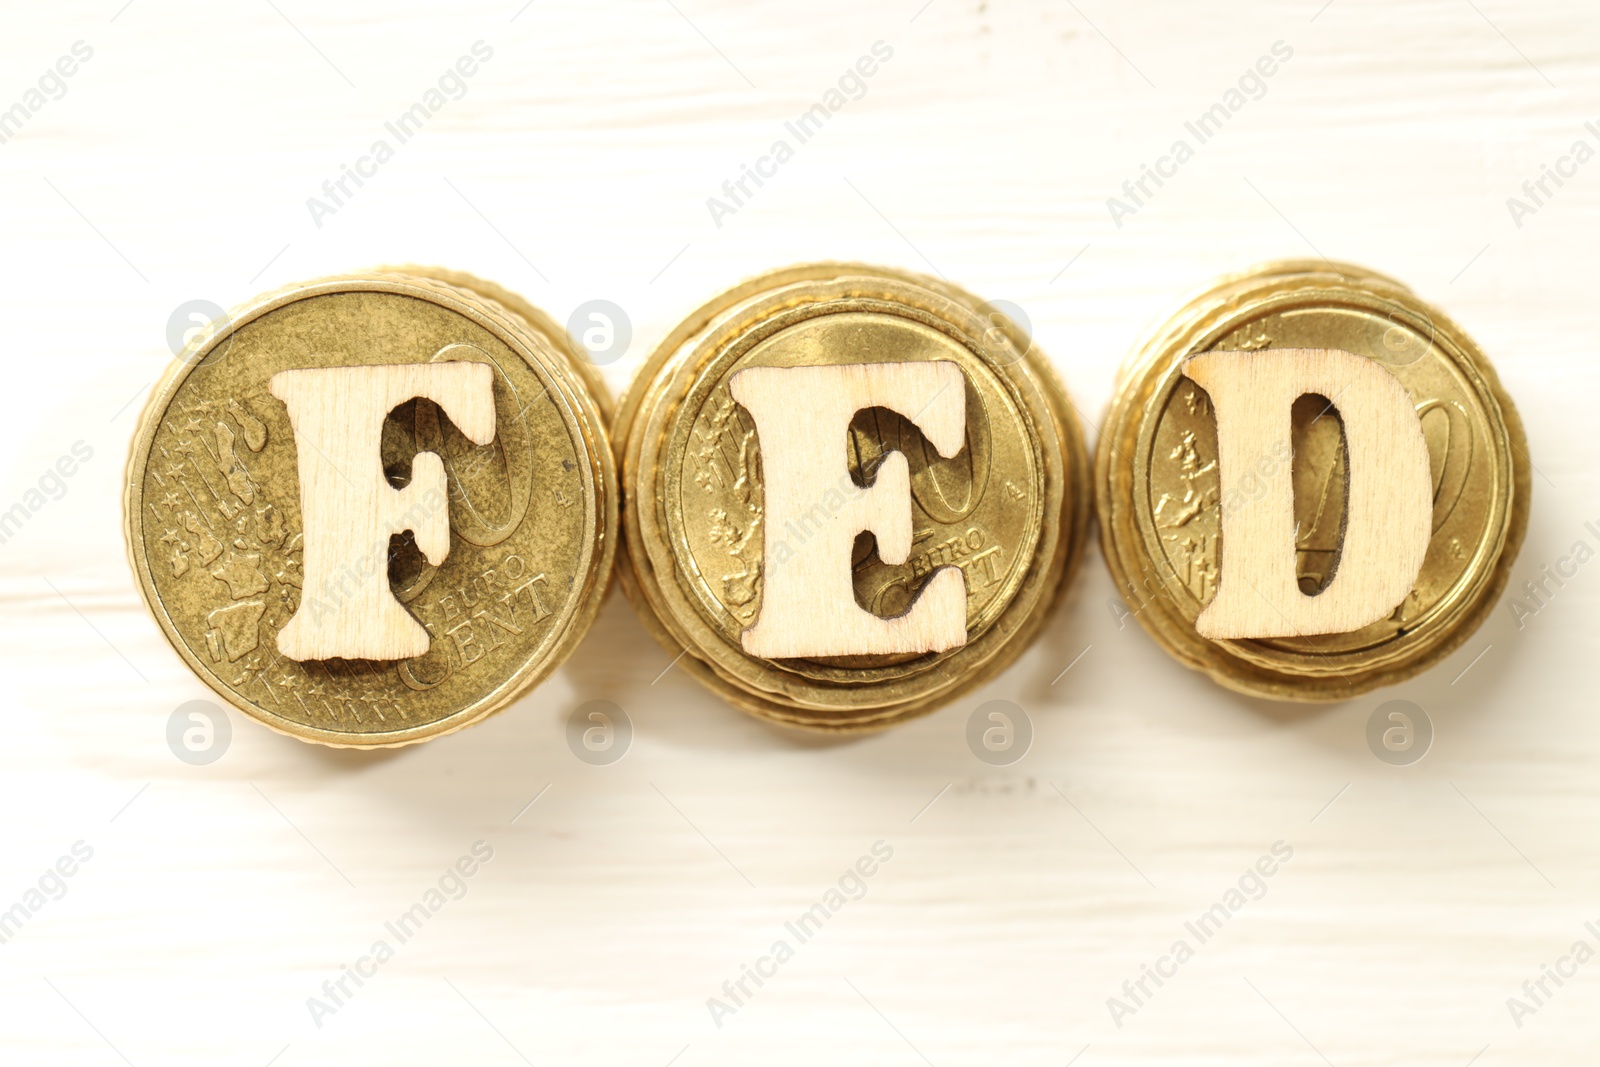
1097;260;1530;700
617;263;1092;731
125;269;617;747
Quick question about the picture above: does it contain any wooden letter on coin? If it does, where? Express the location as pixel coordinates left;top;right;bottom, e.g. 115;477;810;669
270;362;496;661
730;361;968;658
1183;348;1431;640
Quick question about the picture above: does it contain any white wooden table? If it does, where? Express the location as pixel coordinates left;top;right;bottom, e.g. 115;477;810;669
2;1;1595;1063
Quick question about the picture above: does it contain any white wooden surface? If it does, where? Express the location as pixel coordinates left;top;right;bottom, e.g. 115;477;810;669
2;1;1596;1064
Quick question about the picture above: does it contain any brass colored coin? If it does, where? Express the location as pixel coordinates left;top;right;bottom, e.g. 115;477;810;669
1097;261;1530;701
618;263;1092;730
125;270;618;747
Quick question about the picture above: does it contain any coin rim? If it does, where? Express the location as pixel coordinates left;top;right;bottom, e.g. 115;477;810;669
124;271;618;748
617;262;1091;730
1095;261;1531;701
633;274;1056;712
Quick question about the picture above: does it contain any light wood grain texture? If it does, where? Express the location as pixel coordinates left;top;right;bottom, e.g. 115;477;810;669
271;362;496;660
2;2;1596;1065
1184;347;1432;639
731;360;967;657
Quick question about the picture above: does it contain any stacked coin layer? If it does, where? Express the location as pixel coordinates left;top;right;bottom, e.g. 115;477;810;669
617;263;1092;731
125;270;617;747
1097;260;1530;700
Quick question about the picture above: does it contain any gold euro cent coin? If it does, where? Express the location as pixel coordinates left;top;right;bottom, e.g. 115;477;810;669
617;263;1092;731
125;269;618;747
1097;260;1530;701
